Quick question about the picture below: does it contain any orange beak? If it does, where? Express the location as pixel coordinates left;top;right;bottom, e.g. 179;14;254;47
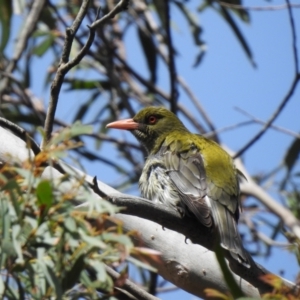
106;118;139;130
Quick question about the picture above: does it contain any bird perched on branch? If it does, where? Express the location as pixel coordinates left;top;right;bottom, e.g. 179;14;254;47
106;106;250;267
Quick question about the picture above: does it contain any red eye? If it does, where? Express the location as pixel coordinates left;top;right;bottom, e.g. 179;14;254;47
148;115;157;124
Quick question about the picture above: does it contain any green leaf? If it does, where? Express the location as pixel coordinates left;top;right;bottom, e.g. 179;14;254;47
152;0;167;30
32;29;53;38
78;228;107;250
1;239;17;257
0;0;12;52
32;34;55;57
0;275;4;297
87;259;107;282
12;224;24;264
14;168;34;185
36;180;53;209
3;180;22;220
39;6;57;30
61;254;85;291
215;243;245;299
237;298;262;300
137;25;157;84
87;259;113;291
219;0;250;23
49;121;93;146
101;232;133;248
174;1;206;67
64;216;77;233
73;93;99;122
284;136;300;173
0;198;11;268
38;260;63;298
65;79;111;90
126;256;157;272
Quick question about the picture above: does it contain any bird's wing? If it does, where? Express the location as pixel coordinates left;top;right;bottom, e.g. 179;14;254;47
160;146;213;227
160;145;250;267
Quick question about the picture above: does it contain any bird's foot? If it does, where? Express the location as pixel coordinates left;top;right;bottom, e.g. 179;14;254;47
176;206;186;218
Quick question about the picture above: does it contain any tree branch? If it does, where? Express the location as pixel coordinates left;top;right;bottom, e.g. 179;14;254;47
235;106;300;139
234;1;300;158
233;152;300;241
234;73;300;159
164;0;178;113
43;0;130;147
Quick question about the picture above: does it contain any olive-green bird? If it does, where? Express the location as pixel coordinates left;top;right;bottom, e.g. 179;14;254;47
106;106;250;267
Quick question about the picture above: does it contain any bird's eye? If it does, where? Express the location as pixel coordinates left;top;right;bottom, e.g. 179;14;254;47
147;115;157;124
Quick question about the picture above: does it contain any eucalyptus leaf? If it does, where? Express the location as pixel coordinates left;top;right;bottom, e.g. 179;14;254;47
32;34;55;57
36;180;53;208
49;122;93;146
0;0;12;52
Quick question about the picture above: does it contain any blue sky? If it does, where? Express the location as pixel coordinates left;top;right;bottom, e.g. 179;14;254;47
7;1;300;299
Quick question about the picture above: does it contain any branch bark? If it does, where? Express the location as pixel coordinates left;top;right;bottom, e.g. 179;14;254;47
43;0;130;146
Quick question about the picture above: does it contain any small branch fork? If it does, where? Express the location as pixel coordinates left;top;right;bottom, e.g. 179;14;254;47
105;265;160;300
42;0;130;148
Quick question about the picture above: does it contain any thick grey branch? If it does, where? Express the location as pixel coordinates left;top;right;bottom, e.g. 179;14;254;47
0;121;296;299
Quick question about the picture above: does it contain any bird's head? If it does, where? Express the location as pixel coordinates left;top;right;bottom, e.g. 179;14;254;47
106;106;188;153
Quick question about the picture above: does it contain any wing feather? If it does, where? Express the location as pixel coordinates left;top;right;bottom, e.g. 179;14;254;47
159;144;250;267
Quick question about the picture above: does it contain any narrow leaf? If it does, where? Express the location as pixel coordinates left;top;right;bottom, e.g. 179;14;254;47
0;0;12;52
219;6;255;67
32;35;54;57
215;243;245;299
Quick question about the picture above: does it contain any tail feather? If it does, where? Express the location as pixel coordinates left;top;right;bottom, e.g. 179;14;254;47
209;198;250;268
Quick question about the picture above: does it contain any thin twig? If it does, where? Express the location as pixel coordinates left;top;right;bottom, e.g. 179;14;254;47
115;54;170;100
177;76;218;140
42;0;130;148
60;1;91;65
234;77;300;159
205;120;254;138
219;1;300;11
134;1;215;133
286;0;299;74
243;213;290;248
235;107;300;139
164;0;178;113
105;265;160;300
43;0;91;147
177;104;206;134
0;71;44;124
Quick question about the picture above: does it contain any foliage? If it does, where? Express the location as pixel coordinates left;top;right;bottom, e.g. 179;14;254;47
0;124;134;299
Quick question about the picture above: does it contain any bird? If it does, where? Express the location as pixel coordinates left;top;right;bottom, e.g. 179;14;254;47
106;106;250;267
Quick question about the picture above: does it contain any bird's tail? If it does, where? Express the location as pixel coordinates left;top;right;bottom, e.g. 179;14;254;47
210;200;250;268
